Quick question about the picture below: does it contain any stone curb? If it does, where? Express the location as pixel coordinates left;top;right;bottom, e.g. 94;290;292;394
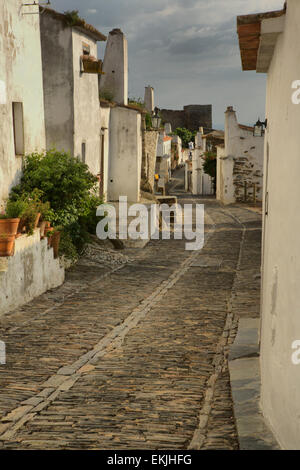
229;318;280;450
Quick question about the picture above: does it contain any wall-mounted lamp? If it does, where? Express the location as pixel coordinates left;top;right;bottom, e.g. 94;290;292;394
152;107;162;130
253;118;267;137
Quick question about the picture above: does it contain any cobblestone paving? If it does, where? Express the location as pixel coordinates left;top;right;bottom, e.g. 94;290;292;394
0;190;262;450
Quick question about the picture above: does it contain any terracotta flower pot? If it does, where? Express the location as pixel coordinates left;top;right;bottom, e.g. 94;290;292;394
44;227;54;246
82;57;103;74
0;235;15;257
16;217;26;238
0;218;20;237
34;213;41;229
39;221;47;239
51;231;61;259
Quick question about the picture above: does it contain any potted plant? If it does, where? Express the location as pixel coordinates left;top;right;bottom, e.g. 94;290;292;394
81;55;103;74
45;226;54;246
38;201;51;239
0;233;16;257
50;226;62;259
0;199;27;237
22;201;40;236
18;190;44;236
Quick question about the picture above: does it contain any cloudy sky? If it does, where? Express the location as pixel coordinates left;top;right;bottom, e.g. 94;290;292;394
50;0;284;128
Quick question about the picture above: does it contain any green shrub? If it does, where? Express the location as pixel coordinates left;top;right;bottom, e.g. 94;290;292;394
203;151;217;193
79;194;104;234
145;113;152;130
4;199;27;219
10;150;97;213
64;10;85;27
173;128;196;148
58;230;78;262
9;150;103;254
99;89;114;102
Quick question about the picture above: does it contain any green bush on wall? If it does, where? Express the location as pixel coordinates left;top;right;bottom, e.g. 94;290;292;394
10;150;104;257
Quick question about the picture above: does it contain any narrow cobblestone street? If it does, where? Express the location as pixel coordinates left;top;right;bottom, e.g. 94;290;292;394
0;172;262;450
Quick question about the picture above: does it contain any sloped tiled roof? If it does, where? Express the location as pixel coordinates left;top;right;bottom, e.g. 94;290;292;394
237;6;286;70
40;7;107;42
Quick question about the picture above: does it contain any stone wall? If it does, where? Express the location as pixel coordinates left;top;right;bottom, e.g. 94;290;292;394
160;105;212;132
144;131;159;192
233;151;263;203
0;230;65;317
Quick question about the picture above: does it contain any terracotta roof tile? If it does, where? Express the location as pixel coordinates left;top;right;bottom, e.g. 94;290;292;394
239;124;254;132
237;6;286;71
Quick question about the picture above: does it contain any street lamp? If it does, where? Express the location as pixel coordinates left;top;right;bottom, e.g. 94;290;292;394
253;118;267;137
152;107;161;129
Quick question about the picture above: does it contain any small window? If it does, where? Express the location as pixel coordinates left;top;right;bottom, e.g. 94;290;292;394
82;43;90;56
12;102;24;156
81;142;86;163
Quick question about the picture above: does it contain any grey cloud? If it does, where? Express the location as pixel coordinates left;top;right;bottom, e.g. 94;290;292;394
48;0;282;126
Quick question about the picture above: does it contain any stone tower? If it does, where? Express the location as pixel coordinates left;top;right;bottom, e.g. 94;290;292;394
100;29;128;105
144;86;154;114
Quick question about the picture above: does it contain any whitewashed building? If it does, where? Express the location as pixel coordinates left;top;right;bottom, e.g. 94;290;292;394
237;0;300;449
189;129;218;196
39;7;107;176
216;107;264;205
99;29;143;202
0;0;46;205
0;2;64;316
156;133;172;183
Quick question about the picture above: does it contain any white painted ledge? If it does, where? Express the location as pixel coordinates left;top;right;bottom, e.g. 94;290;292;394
0;229;65;317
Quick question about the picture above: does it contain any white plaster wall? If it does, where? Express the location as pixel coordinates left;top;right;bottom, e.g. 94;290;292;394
100;105;111;200
40;12;74;155
217;154;235;204
164;123;172;135
259;0;300;450
163;139;172;159
172;136;183;164
72;30;101;175
0;1;46;205
108;107;142;202
192;150;201;195
0;230;64;317
217;146;225;201
192;132;214;196
217;109;264;204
